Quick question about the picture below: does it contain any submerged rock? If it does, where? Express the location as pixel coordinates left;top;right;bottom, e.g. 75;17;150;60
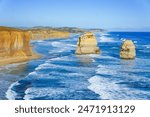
75;32;100;54
120;40;136;59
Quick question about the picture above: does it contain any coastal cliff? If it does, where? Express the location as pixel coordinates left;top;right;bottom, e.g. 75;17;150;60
0;27;39;66
28;29;70;40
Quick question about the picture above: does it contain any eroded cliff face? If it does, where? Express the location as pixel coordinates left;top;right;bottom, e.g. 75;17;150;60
29;29;70;40
120;40;136;59
0;27;39;66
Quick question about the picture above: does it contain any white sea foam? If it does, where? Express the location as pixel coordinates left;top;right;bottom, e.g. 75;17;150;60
28;71;38;76
26;71;47;80
146;45;150;48
120;38;126;41
51;42;64;47
101;33;110;36
51;41;75;47
24;87;65;100
97;62;137;76
29;71;50;79
35;62;95;74
49;43;74;54
96;67;117;75
5;62;53;100
96;64;125;76
49;56;74;61
23;75;89;100
101;55;117;59
48;71;86;79
88;54;100;58
138;45;150;49
37;40;44;43
79;54;118;61
88;75;150;100
139;49;150;53
37;41;52;46
6;82;20;100
143;45;150;48
99;36;116;42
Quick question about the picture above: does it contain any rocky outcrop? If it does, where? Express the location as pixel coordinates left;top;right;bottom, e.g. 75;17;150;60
120;40;136;59
28;29;70;40
75;32;100;54
0;26;39;66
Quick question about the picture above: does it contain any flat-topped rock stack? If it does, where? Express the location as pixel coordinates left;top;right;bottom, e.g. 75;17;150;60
75;32;100;54
120;40;136;59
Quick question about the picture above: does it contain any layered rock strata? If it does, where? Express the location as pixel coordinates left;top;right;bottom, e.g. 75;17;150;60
28;29;70;40
120;40;136;59
75;32;100;54
0;27;39;66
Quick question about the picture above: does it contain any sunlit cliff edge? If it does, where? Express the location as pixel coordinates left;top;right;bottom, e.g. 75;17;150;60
27;28;70;40
0;26;40;66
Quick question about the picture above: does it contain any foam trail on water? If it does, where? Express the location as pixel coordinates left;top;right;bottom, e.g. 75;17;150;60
6;82;20;100
99;36;116;42
24;87;65;100
88;59;150;100
88;75;150;100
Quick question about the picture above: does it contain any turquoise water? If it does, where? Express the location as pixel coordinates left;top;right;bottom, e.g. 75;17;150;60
1;32;150;100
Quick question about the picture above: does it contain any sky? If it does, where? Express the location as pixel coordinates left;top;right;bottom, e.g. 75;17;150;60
0;0;150;31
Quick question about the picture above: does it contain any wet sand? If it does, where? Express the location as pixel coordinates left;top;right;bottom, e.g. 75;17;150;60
0;53;41;66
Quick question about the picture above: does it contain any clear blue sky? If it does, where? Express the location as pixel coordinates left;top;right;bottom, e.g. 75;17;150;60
0;0;150;30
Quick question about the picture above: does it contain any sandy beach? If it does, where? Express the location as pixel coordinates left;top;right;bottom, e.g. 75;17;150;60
0;53;41;66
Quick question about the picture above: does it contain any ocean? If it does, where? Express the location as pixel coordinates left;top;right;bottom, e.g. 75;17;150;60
0;32;150;100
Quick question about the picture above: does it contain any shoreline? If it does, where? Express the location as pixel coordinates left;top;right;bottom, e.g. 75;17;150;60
0;36;71;67
0;53;41;67
0;52;42;100
0;62;31;100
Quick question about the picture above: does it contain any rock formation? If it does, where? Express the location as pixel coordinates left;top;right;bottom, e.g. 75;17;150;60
28;29;70;40
0;26;39;66
120;40;136;59
75;32;100;54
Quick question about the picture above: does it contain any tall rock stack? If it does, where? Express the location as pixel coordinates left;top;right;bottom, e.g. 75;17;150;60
120;40;136;59
75;32;100;54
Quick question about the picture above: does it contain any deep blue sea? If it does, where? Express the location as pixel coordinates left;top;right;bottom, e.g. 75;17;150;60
0;32;150;100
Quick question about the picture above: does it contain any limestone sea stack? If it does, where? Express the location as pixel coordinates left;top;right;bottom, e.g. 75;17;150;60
0;26;40;66
75;32;100;54
120;40;136;59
